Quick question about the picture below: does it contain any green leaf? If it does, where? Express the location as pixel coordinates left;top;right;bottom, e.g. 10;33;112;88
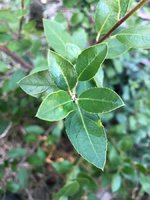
56;181;80;199
36;91;74;122
18;70;58;98
66;43;81;63
116;26;150;49
106;37;129;59
76;81;95;96
94;67;104;87
72;28;88;49
8;148;27;159
111;174;122;192
140;174;150;194
43;19;72;57
95;0;119;35
78;88;124;114
95;0;130;35
17;168;30;189
65;109;107;169
76;43;107;81
48;50;77;91
120;0;130;18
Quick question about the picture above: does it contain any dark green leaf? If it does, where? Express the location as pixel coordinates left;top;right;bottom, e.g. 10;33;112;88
48;50;77;91
76;43;107;81
36;90;74;122
18;70;58;98
78;88;124;114
65;109;107;169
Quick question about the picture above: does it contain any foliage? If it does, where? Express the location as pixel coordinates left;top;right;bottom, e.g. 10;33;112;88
0;0;150;199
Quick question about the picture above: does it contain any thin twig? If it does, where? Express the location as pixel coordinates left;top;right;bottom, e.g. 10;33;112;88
96;0;148;44
17;0;25;39
0;45;33;70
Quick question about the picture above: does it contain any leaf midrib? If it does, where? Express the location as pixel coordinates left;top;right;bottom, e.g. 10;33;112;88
77;104;100;162
79;97;119;104
39;100;73;116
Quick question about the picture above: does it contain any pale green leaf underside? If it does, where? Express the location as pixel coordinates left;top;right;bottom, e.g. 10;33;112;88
116;26;150;49
43;19;72;57
78;88;124;114
76;43;108;81
36;90;74;121
65;109;107;169
18;70;58;98
48;50;77;91
106;37;129;59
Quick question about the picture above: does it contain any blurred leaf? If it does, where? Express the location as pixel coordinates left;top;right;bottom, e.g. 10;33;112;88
56;181;80;199
111;174;122;192
117;26;150;48
43;19;72;57
52;160;73;174
17;168;30;189
8;148;27;159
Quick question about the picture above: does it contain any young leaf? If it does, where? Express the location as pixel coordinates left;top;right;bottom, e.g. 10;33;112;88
95;0;130;35
65;108;107;169
48;50;77;91
36;90;74;122
18;70;58;98
116;26;150;49
76;43;107;81
78;88;124;114
43;19;72;57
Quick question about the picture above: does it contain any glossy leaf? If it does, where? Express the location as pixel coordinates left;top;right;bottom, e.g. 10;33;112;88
78;88;124;114
76;43;107;81
65;109;107;169
48;50;77;91
95;0;130;35
43;19;72;57
18;70;58;98
117;26;150;49
107;37;129;59
36;90;74;122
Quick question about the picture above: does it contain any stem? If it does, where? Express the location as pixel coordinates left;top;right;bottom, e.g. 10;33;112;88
96;0;148;44
17;0;25;39
0;45;33;70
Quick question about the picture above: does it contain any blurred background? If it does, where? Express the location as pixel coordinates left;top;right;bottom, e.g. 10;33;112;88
0;0;150;199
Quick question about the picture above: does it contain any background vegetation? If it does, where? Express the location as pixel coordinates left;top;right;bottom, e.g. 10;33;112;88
0;0;150;199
